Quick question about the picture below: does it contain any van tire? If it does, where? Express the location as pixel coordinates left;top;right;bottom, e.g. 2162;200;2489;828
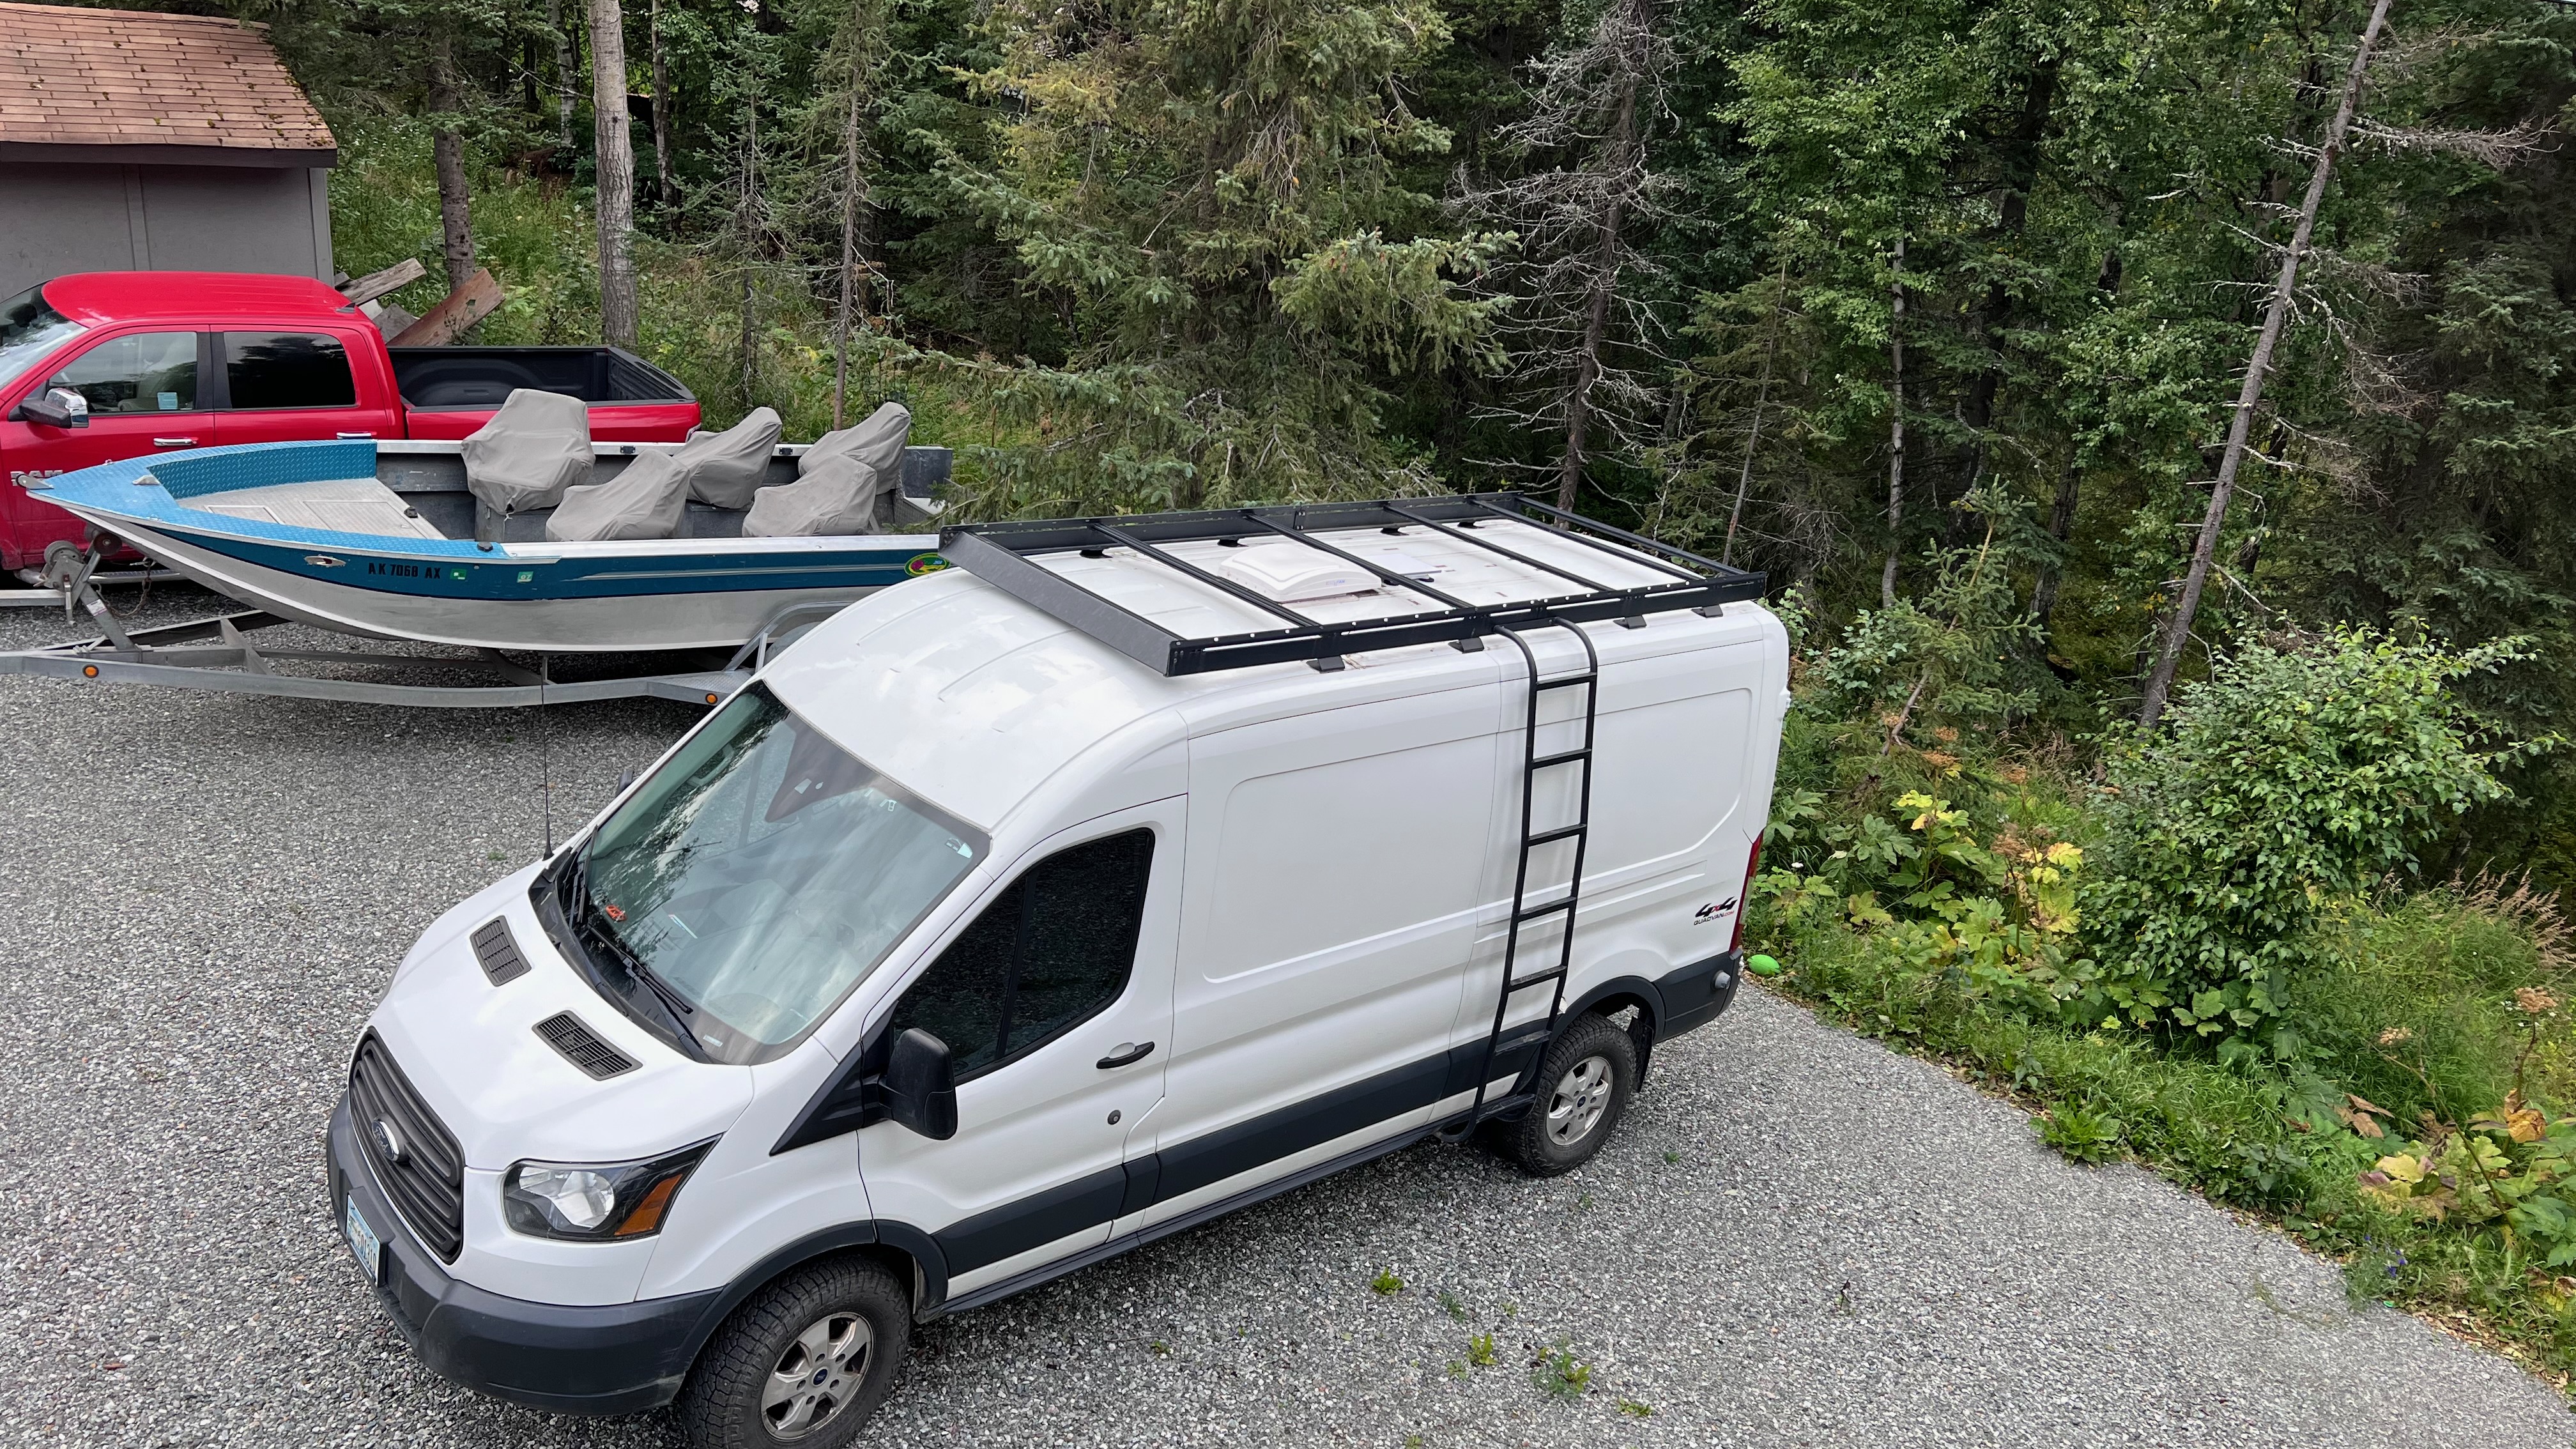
1495;1012;1636;1177
675;1255;910;1449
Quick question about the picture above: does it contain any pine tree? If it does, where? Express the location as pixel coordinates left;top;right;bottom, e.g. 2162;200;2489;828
1460;0;1678;511
926;0;1506;511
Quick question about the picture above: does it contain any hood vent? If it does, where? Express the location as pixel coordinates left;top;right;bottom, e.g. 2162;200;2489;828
471;919;529;986
534;1011;639;1079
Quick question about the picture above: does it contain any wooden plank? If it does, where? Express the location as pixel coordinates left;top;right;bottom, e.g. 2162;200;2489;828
365;302;420;338
338;257;425;308
389;268;502;348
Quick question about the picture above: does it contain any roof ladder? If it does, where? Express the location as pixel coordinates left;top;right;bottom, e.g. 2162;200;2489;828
1439;615;1602;1140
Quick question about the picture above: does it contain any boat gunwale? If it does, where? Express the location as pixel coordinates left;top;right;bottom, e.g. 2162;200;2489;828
31;440;937;566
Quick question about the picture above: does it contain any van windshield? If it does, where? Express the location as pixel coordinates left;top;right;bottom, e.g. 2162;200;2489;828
565;683;986;1065
0;286;84;395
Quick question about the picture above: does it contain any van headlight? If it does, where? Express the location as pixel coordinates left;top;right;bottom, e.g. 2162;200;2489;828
503;1142;714;1241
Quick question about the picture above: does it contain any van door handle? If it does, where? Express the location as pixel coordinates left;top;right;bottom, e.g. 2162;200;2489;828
151;436;197;448
1096;1041;1155;1070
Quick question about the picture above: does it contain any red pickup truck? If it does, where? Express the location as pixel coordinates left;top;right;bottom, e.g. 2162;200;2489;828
0;272;701;574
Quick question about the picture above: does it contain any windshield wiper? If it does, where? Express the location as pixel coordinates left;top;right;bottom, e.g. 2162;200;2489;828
562;848;698;1033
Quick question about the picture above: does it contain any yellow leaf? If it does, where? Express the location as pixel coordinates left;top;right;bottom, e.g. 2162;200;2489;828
2376;1154;2426;1184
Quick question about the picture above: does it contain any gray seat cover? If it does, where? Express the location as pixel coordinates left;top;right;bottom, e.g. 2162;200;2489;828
462;389;592;517
545;449;690;542
678;406;784;509
801;402;910;482
742;454;881;538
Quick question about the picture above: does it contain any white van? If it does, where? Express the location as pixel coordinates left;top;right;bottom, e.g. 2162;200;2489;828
328;496;1786;1447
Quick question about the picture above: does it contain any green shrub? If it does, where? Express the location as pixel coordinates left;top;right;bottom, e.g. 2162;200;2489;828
2036;1104;2124;1162
2306;883;2570;1124
2082;628;2532;1056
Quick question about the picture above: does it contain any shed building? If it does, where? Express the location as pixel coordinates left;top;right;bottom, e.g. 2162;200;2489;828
0;3;336;298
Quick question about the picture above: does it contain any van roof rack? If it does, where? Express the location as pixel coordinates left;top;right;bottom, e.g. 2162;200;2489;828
939;493;1767;677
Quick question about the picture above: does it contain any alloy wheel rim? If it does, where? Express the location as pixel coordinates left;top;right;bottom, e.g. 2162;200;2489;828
760;1310;871;1440
1546;1054;1614;1146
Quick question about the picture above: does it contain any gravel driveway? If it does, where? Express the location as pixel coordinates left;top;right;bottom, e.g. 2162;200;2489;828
1;588;2569;1448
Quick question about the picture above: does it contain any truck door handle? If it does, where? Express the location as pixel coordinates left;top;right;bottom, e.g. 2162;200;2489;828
337;431;376;440
151;436;197;448
1096;1041;1155;1070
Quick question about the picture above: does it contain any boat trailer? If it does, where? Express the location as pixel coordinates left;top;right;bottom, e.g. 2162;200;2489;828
0;567;836;709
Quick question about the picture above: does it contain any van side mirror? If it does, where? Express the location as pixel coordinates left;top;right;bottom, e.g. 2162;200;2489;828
12;387;90;429
881;1027;958;1140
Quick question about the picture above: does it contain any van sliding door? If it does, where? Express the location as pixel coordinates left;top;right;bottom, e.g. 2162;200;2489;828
1128;677;1507;1234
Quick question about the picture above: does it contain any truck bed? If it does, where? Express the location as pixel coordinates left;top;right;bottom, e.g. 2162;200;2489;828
390;346;693;410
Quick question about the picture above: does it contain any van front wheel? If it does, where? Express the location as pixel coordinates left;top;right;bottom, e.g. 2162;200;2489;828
677;1255;910;1449
1496;1012;1636;1177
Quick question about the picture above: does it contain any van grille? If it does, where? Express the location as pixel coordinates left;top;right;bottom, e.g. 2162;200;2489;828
348;1033;465;1262
470;918;528;986
533;1012;638;1079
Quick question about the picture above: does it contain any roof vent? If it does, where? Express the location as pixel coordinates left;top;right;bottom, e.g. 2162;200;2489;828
1218;548;1375;603
471;919;528;986
533;1013;639;1079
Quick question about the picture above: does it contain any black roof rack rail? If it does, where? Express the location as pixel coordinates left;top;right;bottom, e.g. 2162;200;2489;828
938;493;1768;678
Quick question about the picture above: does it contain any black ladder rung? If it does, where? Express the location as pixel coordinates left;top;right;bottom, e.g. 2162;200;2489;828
1530;748;1591;770
1505;968;1567;991
1533;675;1597;691
1524;823;1586;847
1514;897;1576;923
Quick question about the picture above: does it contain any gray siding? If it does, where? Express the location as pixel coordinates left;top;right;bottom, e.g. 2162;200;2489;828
0;162;333;298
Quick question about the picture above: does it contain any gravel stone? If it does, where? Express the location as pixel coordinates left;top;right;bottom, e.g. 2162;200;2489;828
1;586;2569;1447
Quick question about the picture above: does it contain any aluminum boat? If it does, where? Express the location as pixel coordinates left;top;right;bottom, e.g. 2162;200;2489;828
24;438;954;652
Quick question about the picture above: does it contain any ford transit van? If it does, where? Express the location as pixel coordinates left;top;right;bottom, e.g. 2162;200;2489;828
328;495;1786;1446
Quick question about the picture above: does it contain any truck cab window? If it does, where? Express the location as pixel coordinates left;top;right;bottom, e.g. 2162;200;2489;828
47;332;197;413
889;829;1154;1083
224;332;355;410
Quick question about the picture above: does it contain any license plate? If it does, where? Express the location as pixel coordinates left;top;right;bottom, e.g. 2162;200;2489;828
344;1193;384;1285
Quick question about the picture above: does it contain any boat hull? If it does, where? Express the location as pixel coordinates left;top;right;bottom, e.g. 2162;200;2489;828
88;516;901;652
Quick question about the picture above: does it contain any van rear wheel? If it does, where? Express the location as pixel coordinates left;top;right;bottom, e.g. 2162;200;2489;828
677;1255;910;1449
1495;1012;1636;1177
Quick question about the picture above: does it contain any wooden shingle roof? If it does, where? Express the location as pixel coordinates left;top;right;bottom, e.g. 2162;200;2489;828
0;3;335;165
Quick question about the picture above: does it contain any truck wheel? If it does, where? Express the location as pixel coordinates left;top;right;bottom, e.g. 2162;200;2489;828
677;1255;910;1449
1496;1012;1636;1177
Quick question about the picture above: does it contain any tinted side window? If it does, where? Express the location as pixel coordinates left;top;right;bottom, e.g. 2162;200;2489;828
49;332;197;413
224;332;356;410
887;890;1018;1078
886;829;1155;1082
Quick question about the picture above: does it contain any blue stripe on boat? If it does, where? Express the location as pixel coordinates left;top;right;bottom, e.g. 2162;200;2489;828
31;440;947;601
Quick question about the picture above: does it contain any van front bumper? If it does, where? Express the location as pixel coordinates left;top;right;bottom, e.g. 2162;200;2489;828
326;1093;721;1414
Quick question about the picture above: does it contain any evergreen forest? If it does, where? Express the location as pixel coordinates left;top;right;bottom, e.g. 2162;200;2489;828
93;0;2576;1383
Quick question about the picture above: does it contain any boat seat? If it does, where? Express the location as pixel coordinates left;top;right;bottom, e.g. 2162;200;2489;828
546;449;689;542
197;478;449;540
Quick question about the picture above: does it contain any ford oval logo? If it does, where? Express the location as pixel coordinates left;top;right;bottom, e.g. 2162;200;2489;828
373;1117;410;1165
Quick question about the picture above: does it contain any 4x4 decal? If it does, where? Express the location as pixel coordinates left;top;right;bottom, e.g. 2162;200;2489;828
1693;896;1739;925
